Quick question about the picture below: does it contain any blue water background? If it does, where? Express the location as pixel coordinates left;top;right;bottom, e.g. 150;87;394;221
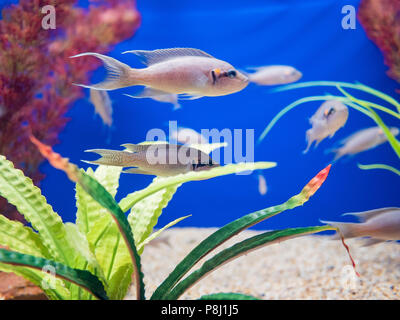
4;0;399;230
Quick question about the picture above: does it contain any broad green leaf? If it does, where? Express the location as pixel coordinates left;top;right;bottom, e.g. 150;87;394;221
107;263;134;300
0;248;108;300
151;165;331;300
137;214;191;252
0;156;75;266
64;223;106;300
0;215;51;258
120;162;277;213
166;225;333;299
30;137;145;300
128;177;181;254
76;165;122;235
0;263;70;300
358;163;400;176
198;293;260;300
86;214;132;299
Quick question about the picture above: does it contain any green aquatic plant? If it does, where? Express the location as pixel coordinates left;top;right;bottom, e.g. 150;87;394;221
259;81;400;175
0;137;346;300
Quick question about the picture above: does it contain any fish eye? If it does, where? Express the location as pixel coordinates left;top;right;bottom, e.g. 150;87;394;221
226;70;237;78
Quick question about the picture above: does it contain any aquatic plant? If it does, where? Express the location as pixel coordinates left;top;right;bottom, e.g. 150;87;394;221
358;0;400;89
258;81;400;176
0;137;349;300
0;0;140;221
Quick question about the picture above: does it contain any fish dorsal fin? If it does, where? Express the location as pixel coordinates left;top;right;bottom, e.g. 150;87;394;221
122;48;214;66
342;207;400;222
120;143;151;153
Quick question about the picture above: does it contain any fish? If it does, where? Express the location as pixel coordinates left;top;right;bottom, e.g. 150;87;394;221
71;48;249;100
304;100;349;153
329;126;400;161
170;127;208;145
247;65;302;86
82;143;220;176
89;89;113;126
258;173;267;195
321;207;400;246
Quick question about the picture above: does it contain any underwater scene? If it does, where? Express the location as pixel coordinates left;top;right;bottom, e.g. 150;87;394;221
0;0;399;302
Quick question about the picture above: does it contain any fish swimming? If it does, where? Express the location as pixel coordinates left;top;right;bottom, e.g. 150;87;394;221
258;173;267;195
321;207;400;246
170;127;208;145
304;100;349;153
89;89;113;126
247;65;302;86
329;126;400;161
71;48;249;100
82;143;220;176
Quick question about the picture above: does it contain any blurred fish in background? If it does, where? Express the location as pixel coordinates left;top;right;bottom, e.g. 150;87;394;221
328;126;400;161
89;89;113;127
304;100;349;153
247;65;302;86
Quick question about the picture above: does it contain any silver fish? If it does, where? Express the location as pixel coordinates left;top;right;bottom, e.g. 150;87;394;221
329;126;400;161
170;127;208;145
89;89;113;126
247;65;302;85
304;100;349;153
258;173;267;195
71;48;248;99
322;207;400;246
82;143;219;177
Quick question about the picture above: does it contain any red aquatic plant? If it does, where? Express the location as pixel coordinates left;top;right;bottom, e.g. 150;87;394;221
0;0;141;221
358;0;400;89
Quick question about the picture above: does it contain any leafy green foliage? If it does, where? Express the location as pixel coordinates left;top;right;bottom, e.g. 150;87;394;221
0;139;344;300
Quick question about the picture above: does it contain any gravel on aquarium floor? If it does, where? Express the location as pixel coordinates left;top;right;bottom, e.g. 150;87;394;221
125;227;400;300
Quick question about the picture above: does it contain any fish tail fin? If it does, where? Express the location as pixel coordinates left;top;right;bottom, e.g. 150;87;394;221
82;149;130;167
320;220;365;239
70;52;139;90
324;146;343;162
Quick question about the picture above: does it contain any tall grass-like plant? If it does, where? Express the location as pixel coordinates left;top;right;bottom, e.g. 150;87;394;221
0;136;350;300
258;81;400;175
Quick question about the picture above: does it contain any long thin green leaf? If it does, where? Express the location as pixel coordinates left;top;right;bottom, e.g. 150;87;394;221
151;165;331;300
0;156;75;266
166;225;333;299
337;86;400;158
273;81;400;112
0;248;108;300
358;163;400;176
120;162;277;213
137;215;191;252
257;95;373;144
198;293;260;300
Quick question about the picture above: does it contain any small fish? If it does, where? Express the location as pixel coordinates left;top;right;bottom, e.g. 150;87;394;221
304;100;349;153
258;173;267;195
170;127;208;145
329;126;400;161
89;89;113;126
321;207;400;246
82;143;219;177
247;65;302;86
71;48;249;100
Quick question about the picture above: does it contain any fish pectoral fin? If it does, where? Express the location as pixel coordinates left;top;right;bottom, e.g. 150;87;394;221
122;48;214;66
124;87;174;99
123;167;153;175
